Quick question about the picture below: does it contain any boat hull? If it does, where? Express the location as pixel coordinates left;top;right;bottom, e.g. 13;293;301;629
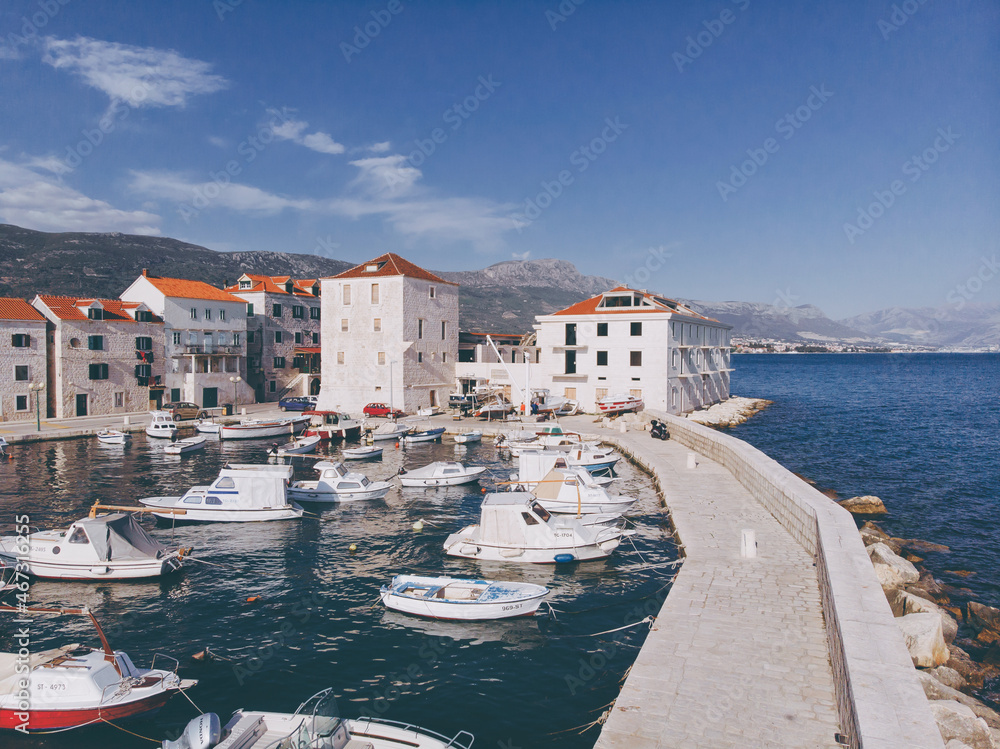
403;428;446;443
287;485;392;503
452;432;482;444
380;590;547;620
221;418;308;440
139;498;303;523
0;552;183;580
443;537;616;563
342;447;383;459
0;689;175;732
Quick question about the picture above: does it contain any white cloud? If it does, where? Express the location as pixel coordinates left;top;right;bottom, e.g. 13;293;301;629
348;155;422;198
41;36;228;108
270;116;345;155
512;251;531;261
368;141;391;153
129;171;315;215
0;157;160;234
207;136;228;148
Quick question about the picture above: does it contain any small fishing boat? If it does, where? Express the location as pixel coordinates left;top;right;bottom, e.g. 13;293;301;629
303;411;363;441
403;426;446;443
220;415;309;440
522;469;636;516
474;396;514;420
140;464;303;522
342;445;384;460
288;461;392;503
398;461;486;487
370;422;410;441
380;574;550;620
597;393;643;415
268;434;321;457
453;430;482;444
96;429;131;445
514;451;617;488
554;399;580;416
164;435;207;455
195;418;221;434
443;492;634;563
0;510;186;580
145;410;178;439
0;605;196;732
417;406;442;417
529;388;570;415
165;688;473;749
565;446;619;473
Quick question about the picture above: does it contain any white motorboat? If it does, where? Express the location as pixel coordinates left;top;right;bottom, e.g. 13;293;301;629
403;426;446;443
565;446;619;473
220;415;309;440
522;468;637;516
140;464;303;522
0;605;196;732
513;451;617;488
530;388;569;414
0;512;185;580
443;492;635;563
597;393;643;415
165;688;473;749
268;434;321;457
475;396;514;420
554;399;580;416
303;411;363;441
342;445;384;460
453;430;482;444
496;424;599;456
380;574;549;620
96;429;131;445
417;406;442;417
367;421;410;442
288;461;392;503
398;461;487;487
164;435;208;455
146;410;178;439
195;418;222;434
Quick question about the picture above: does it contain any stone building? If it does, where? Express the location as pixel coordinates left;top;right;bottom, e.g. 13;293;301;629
226;274;322;402
0;298;49;422
120;271;252;408
533;287;732;414
31;295;166;418
317;253;458;414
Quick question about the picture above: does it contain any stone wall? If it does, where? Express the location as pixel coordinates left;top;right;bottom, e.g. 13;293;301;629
0;319;48;421
647;410;944;749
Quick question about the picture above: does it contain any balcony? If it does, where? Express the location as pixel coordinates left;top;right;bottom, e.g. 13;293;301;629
176;345;243;356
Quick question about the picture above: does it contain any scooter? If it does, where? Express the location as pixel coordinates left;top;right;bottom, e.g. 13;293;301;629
650;419;669;441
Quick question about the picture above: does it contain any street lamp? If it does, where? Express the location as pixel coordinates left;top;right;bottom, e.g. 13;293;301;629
229;376;242;415
28;382;44;432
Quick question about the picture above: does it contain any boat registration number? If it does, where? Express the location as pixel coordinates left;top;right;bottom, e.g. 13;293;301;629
501;604;522;611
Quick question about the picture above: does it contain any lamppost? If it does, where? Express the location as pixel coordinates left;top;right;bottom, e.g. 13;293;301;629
28;382;44;432
229;375;242;415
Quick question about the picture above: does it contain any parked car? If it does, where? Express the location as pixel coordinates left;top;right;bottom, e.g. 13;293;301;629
161;402;204;420
363;402;406;418
279;395;318;412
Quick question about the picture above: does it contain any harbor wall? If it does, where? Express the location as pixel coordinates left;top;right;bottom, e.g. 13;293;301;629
633;410;943;749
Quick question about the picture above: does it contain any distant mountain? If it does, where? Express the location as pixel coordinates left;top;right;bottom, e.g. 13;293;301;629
680;300;875;343
841;304;1000;349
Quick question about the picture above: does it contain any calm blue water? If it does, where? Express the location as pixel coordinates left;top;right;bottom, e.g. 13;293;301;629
0;429;676;748
730;353;1000;605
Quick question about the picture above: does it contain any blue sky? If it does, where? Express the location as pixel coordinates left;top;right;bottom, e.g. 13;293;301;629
0;0;996;318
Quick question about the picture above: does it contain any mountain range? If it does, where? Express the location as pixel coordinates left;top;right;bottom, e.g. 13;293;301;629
1;224;996;349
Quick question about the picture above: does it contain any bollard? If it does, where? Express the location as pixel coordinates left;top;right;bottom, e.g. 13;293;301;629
686;452;697;470
619;421;628;433
122;415;130;426
740;529;757;558
241;407;247;416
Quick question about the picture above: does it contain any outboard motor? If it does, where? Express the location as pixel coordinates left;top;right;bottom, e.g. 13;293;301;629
649;419;669;441
162;713;222;749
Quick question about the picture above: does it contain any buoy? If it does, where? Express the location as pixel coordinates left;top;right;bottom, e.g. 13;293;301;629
246;596;260;603
554;553;575;563
395;441;400;449
349;543;357;552
412;521;424;531
481;487;487;493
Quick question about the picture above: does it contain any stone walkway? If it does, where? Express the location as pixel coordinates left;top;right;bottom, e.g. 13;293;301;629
551;418;845;749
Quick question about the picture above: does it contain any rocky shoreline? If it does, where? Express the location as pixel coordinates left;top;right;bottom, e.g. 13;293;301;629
683;396;773;427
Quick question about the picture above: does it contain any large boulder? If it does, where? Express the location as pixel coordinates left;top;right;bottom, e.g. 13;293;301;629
930;700;996;749
898;612;950;667
968;603;1000;635
891;590;960;644
947;741;974;749
839;495;888;515
918;671;1000;728
948;644;997;691
930;665;969;692
869;542;920;591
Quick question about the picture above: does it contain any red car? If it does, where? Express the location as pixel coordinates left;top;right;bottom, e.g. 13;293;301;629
363;402;405;418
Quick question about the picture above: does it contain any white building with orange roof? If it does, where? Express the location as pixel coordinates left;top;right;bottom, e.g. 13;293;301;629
0;297;48;422
225;274;322;403
318;253;458;414
533;287;732;414
31;295;165;418
120;270;252;409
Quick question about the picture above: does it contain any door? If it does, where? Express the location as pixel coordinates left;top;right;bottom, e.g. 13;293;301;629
202;387;219;408
75;394;88;417
429;390;438;408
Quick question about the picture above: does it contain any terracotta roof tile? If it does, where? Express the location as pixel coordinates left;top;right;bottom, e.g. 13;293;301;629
142;273;243;302
225;274;318;297
0;298;45;321
330;253;456;285
550;287;718;321
35;295;162;323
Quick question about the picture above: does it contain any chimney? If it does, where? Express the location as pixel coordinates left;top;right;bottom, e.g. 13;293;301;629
142;268;147;277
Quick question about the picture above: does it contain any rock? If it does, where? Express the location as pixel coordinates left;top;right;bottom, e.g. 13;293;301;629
897;612;950;667
947;740;975;749
930;666;969;692
906;553;926;564
977;630;1000;646
918;671;1000;728
910;572;951;605
947;570;978;578
969;603;1000;635
869;542;920;591
895;591;960;644
861;520;890;538
930;700;997;749
948;645;993;691
838;495;888;515
895;538;952;554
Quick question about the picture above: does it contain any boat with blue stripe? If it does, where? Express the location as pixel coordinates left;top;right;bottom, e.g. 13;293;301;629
380;574;549;620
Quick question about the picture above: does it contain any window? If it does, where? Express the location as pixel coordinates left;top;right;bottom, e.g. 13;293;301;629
441;321;447;340
337;352;345;365
87;307;103;320
249;356;260;370
14;365;28;381
248;331;255;344
15;395;27;411
631;322;642;336
11;334;30;347
429;286;436;299
417;319;424;339
596;351;608;366
114;392;124;408
190;308;198;320
630;351;642;366
371;283;379;304
565;323;576;346
341;319;348;332
597;322;608;337
378;352;386;365
564;387;577;399
672;350;680;368
295;332;302;344
173;332;181;345
310;307;320;320
219;309;226;321
417;352;423;363
269;380;276;393
274;357;285;368
135;336;152;351
247;303;255;317
134;364;151;378
135;310;153;322
595;387;608;401
171;388;181;402
204;308;212;321
205;496;223;506
69;527;89;544
233;333;241;346
88;335;104;350
521;512;539;526
272;303;282;318
343;284;351;305
564;350;576;374
239;279;252;289
312;332;319;344
373;318;381;332
630;388;643;399
442;352;448;363
274;331;282;344
89;363;109;380
293;305;304;319
292;355;303;369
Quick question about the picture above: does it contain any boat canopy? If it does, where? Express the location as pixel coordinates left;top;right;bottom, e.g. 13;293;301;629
212;464;293;509
76;513;169;561
478;492;551;548
516;452;571;483
531;470;575;501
